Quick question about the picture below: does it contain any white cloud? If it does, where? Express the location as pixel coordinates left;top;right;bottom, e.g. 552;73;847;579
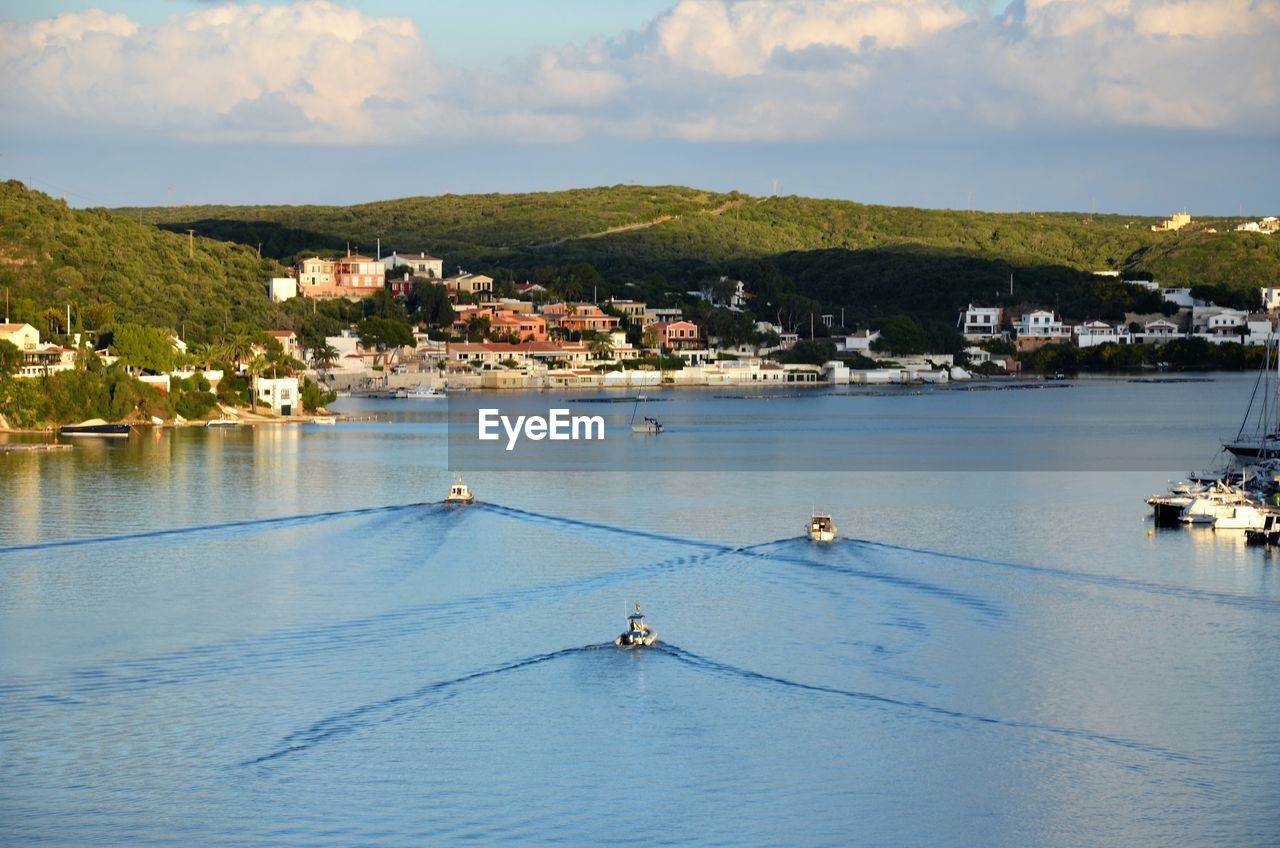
1;0;1277;145
0;1;434;142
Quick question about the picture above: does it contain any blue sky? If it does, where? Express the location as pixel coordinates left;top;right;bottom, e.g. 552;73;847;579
1;1;1276;214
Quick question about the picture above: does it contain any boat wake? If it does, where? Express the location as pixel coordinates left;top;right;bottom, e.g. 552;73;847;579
241;644;615;766
656;644;1196;765
0;502;437;556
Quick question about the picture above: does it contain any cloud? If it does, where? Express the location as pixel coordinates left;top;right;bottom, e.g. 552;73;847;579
0;1;434;142
1;0;1277;145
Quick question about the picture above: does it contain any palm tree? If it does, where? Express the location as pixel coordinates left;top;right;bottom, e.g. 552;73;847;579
310;342;339;381
191;342;219;372
221;332;256;373
588;336;614;362
643;324;661;353
244;356;269;413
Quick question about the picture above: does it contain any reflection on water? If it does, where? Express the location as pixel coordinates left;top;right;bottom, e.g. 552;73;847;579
1;380;1279;845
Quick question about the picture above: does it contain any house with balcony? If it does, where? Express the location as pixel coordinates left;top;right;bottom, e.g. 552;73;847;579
541;303;621;334
1014;311;1068;351
490;311;548;343
958;305;1004;340
643;306;683;327
297;257;340;298
651;320;701;351
335;255;385;295
17;344;76;378
608;300;647;323
1073;321;1131;348
444;272;494;300
1133;319;1181;344
382;250;443;279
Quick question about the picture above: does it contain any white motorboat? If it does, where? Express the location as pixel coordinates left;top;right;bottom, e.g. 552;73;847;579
615;604;657;648
1179;483;1251;524
807;512;837;542
443;475;475;504
1214;504;1270;530
309;415;337;425
206;417;242;428
406;386;445;399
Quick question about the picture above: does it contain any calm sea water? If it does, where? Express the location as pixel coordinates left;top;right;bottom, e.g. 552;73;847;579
2;376;1278;846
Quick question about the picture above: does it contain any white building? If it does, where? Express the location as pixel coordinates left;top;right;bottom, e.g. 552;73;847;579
1073;321;1131;348
958;305;1004;339
256;377;300;416
1134;319;1181;344
268;277;297;303
1162;288;1198;308
382;251;443;279
0;322;40;351
1016;310;1065;338
1261;287;1280;311
834;329;881;353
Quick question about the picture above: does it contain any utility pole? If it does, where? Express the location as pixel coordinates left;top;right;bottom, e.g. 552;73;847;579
771;177;778;197
257;243;262;258
186;229;195;258
4;287;8;324
967;191;973;212
166;184;173;207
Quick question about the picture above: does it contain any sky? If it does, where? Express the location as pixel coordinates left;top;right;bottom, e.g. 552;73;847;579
1;0;1277;214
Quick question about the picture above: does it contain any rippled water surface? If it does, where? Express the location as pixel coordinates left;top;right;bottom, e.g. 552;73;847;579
2;377;1279;846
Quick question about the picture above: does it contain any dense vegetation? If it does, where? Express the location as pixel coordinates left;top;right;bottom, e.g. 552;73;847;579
114;185;1280;333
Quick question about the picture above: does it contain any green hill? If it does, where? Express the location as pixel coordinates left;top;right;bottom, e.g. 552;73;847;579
7;180;1277;342
0;181;297;341
115;185;1280;327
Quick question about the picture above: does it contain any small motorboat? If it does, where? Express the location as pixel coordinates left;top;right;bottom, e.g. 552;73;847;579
443;475;475;504
807;512;836;542
59;419;131;438
615;604;657;647
309;415;337;425
206;417;242;428
406;386;445;399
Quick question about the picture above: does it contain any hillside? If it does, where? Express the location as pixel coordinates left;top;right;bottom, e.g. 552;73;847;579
1;181;290;341
114;186;1280;327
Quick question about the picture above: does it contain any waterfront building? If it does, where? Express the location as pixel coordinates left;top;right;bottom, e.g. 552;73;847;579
255;377;300;416
1014;311;1068;350
958;305;1004;340
16;343;76;378
1073;321;1131;348
651;320;701;351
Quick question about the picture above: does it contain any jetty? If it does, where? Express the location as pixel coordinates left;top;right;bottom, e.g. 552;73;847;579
0;443;73;454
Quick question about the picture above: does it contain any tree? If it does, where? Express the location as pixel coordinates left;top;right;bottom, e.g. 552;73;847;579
0;339;21;378
80;302;115;334
111;323;178;373
588;336;615;361
310;341;339;378
221;331;257;371
872;315;931;355
244;356;269;412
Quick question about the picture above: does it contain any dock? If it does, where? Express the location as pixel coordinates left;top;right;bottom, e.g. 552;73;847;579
0;443;73;454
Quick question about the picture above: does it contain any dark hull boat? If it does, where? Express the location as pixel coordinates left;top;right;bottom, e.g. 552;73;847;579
1225;338;1280;461
59;419;131;438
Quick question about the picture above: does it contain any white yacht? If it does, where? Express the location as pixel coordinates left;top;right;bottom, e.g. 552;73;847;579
1213;504;1270;530
443;476;475;505
807;513;837;542
406;386;445;399
1179;483;1252;525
